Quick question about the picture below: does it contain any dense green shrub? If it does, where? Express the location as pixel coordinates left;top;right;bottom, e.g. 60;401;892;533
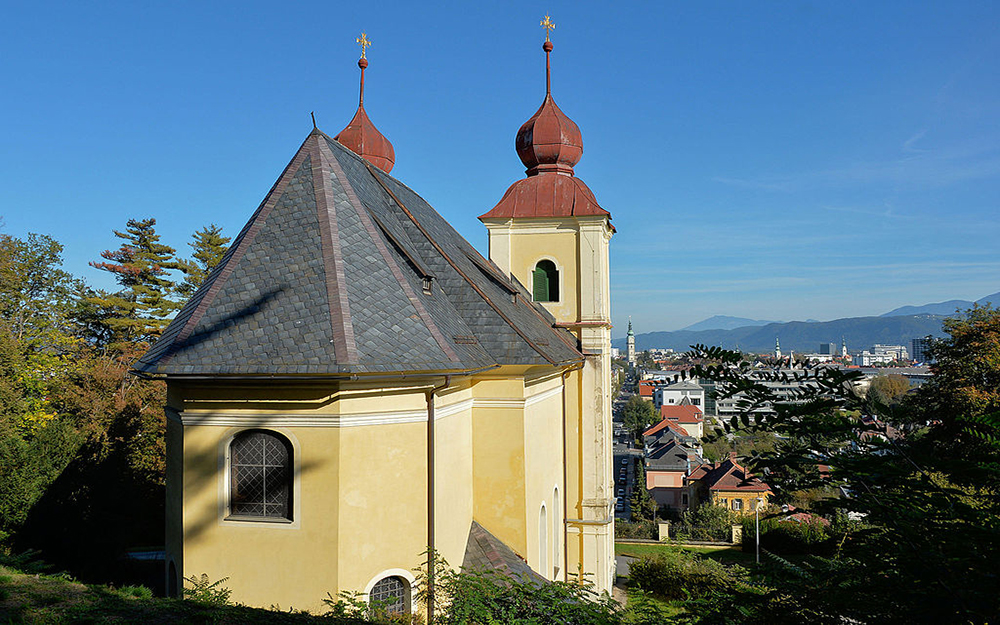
675;504;739;542
615;520;659;540
742;515;831;555
628;550;746;601
0;415;82;540
183;573;233;605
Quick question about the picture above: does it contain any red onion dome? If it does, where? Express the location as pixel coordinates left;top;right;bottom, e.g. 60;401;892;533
515;94;583;176
335;56;395;173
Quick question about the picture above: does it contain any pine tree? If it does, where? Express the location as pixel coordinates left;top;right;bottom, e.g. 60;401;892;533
175;224;230;296
89;218;182;346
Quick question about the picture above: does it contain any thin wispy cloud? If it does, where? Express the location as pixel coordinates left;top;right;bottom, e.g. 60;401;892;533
902;129;929;154
712;143;1000;192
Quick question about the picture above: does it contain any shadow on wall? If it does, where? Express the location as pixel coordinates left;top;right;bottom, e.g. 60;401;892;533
16;286;337;593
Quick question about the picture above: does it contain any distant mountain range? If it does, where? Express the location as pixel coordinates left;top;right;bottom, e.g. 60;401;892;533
616;290;999;354
614;315;948;354
880;291;1000;317
680;315;778;332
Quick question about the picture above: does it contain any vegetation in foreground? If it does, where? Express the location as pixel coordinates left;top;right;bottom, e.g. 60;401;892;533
0;564;346;624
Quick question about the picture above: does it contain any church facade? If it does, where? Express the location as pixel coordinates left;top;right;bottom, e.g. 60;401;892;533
135;30;614;614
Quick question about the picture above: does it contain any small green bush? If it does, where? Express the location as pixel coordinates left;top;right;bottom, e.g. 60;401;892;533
183;573;232;605
615;520;659;540
115;584;153;599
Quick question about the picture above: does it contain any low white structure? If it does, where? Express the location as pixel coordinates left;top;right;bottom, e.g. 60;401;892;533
654;381;705;411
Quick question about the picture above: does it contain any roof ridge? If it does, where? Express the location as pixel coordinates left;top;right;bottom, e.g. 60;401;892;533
311;135;358;363
361;159;563;367
324;140;461;365
158;133;314;366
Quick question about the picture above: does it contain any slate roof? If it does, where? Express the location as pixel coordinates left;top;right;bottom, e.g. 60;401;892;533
644;421;699;448
646;439;700;471
462;521;544;584
134;129;583;377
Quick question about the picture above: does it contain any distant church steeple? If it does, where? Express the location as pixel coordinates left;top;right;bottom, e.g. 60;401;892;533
627;318;636;365
841;336;848;357
775;337;782;359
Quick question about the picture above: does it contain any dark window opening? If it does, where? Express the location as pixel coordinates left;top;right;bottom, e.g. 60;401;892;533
532;260;559;302
230;430;292;520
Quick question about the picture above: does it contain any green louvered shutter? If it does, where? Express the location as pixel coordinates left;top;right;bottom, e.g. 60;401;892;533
533;266;548;301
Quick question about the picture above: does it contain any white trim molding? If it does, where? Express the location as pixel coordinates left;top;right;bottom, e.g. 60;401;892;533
177;392;562;427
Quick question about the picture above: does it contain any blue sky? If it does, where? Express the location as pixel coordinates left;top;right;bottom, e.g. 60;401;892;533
2;1;998;337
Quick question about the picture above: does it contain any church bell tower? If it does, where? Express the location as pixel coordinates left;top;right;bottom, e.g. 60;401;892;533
480;16;615;592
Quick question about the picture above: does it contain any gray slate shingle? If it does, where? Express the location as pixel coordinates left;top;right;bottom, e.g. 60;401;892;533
133;129;584;377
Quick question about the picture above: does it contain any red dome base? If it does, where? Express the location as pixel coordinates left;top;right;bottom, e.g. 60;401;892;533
479;174;609;220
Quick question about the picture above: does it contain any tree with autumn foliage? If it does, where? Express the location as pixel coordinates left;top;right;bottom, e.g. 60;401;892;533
88;218;184;347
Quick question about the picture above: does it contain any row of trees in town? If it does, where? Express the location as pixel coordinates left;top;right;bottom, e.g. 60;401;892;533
0;220;229;584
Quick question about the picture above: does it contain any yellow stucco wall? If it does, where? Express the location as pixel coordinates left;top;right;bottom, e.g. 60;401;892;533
483;215;615;592
710;490;770;515
522;373;566;580
169;371;573;612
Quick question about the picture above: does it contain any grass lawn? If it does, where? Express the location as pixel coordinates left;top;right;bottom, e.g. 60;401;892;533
615;541;756;568
0;565;352;624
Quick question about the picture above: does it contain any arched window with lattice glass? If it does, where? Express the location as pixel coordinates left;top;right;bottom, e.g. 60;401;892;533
369;575;409;615
229;430;292;520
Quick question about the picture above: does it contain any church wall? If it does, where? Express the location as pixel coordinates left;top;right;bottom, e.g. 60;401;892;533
336;418;428;607
164;416;183;596
180;422;341;612
522;374;566;580
484;220;580;322
471;377;528;556
169;381;450;612
561;366;585;578
431;385;476;574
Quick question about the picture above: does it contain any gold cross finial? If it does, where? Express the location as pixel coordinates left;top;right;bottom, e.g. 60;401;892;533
540;14;555;41
356;32;372;59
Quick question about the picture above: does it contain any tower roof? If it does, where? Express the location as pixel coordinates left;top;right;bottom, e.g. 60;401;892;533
334;39;395;173
480;30;610;222
134;129;583;377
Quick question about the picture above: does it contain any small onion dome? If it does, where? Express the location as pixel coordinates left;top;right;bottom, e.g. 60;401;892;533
335;57;395;173
515;94;583;176
479;173;609;220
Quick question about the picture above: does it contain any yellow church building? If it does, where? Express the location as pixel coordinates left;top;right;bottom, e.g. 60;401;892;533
134;25;615;616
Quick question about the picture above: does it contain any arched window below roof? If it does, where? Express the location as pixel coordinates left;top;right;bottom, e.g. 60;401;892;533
532;260;559;302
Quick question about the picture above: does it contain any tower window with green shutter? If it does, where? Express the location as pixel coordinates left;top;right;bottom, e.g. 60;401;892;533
532;260;559;302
